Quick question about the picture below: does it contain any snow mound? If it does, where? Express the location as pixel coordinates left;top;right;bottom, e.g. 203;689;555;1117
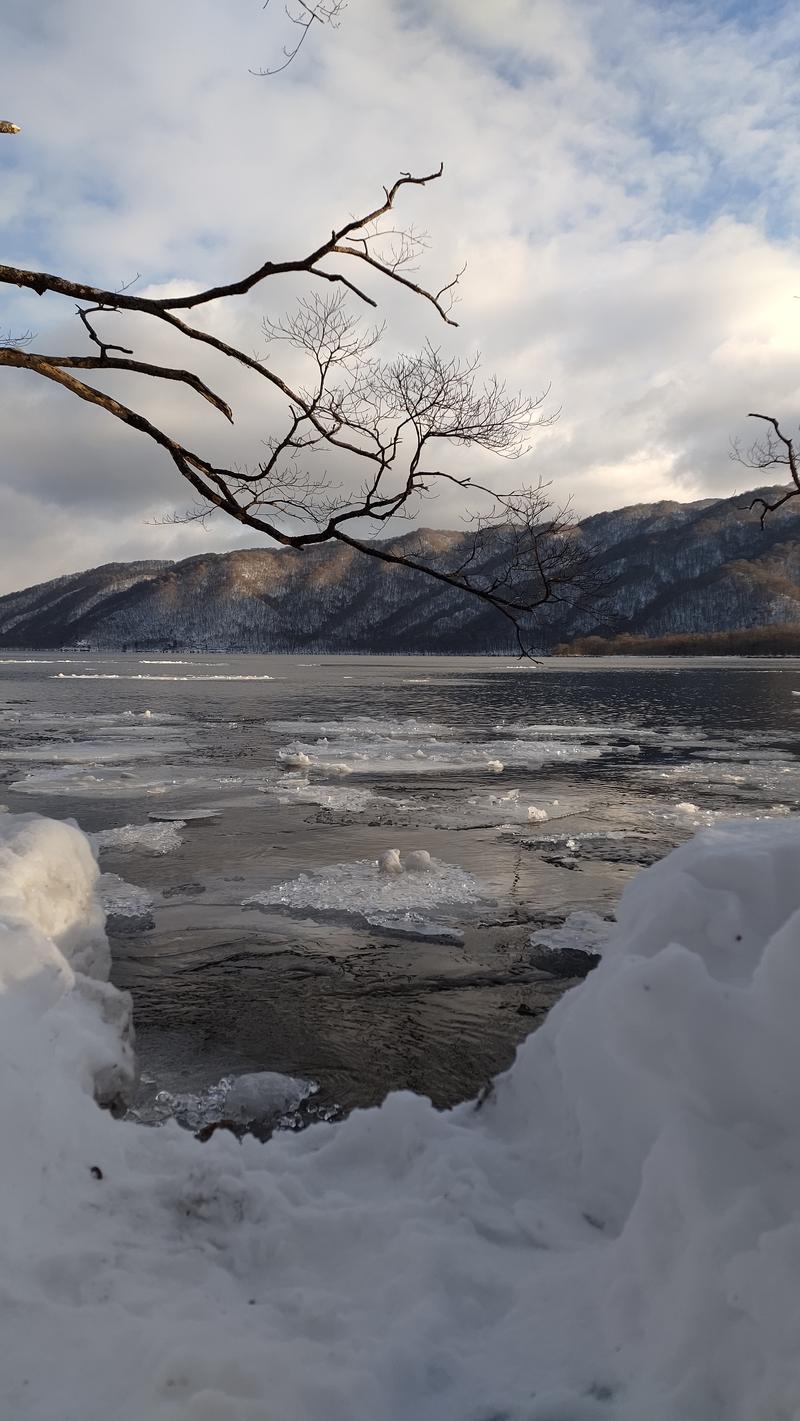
0;812;133;1109
5;816;800;1417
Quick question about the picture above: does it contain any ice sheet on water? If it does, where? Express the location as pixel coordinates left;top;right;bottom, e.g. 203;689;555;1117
9;764;194;796
91;822;185;855
643;759;800;799
0;735;190;764
27;709;187;727
53;672;273;681
270;778;381;813
279;733;612;775
246;853;492;936
495;719;644;738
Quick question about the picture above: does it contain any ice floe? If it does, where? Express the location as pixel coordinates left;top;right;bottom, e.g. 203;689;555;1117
277;733;611;775
246;851;492;938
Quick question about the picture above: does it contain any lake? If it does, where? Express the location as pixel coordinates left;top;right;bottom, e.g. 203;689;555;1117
2;652;799;1126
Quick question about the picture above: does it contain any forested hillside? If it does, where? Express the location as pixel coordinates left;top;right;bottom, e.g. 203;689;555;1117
2;487;799;653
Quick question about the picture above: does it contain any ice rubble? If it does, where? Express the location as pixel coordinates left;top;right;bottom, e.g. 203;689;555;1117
3;812;800;1417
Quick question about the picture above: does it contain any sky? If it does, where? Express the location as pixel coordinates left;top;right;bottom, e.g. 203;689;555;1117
2;0;800;592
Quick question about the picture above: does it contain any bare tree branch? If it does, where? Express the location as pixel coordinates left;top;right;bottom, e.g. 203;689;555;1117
731;412;800;525
0;166;595;653
252;0;346;77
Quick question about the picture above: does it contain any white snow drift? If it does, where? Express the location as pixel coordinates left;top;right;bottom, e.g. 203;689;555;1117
2;812;800;1418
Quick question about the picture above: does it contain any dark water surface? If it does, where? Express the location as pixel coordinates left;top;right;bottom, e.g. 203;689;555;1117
2;653;799;1118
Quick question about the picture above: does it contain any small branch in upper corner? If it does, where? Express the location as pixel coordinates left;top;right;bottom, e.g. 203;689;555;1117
251;0;347;76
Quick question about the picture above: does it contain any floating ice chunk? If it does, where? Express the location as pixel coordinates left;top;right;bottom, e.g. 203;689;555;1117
148;1071;317;1132
403;849;432;872
527;806;550;823
487;759;504;774
224;1071;316;1124
280;750;312;770
531;910;613;957
91;821;185;855
378;848;404;874
98;873;154;924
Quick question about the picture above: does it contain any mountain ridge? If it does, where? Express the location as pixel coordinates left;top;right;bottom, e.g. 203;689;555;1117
2;486;799;653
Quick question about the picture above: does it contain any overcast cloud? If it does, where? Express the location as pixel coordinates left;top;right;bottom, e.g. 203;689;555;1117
1;0;800;592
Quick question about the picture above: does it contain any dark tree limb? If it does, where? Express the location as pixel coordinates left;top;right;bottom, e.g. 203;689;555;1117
0;166;596;652
731;412;800;525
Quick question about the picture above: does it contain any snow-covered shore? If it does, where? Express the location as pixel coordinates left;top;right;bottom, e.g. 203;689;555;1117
2;809;800;1419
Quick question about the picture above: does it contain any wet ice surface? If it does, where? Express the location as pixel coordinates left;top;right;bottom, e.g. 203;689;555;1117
2;651;800;1119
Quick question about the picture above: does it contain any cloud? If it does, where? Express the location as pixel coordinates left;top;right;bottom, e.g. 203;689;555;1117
1;0;800;590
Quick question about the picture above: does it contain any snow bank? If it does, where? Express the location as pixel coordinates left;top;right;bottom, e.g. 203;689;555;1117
3;814;800;1417
0;812;133;1111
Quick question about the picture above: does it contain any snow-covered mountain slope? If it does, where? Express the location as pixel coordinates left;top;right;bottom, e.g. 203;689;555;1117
1;488;799;652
